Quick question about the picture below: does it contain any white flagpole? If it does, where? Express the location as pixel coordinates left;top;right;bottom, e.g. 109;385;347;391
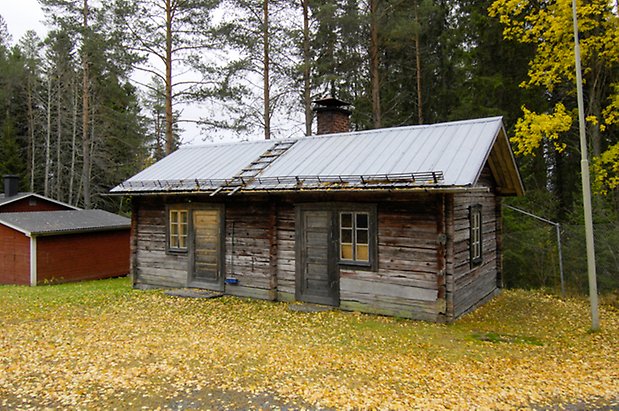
570;0;600;330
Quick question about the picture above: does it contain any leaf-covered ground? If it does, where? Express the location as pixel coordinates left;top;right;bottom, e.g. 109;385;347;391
1;278;618;410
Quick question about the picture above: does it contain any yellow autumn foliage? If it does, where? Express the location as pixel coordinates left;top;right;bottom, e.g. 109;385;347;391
0;278;618;410
513;104;571;155
489;0;619;192
593;142;619;194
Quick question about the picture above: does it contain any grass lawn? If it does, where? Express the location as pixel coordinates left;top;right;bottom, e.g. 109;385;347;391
1;277;618;410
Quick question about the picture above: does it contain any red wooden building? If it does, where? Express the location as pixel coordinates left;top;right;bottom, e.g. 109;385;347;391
0;209;131;285
0;175;78;213
0;176;131;286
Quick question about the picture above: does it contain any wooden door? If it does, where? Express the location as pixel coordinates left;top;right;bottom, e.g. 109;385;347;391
191;209;223;289
296;210;338;306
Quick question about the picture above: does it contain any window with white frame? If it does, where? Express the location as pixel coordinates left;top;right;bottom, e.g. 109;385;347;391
470;205;482;265
169;208;188;251
339;211;370;263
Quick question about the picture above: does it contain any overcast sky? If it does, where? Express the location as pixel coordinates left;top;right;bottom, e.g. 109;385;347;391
0;0;47;43
0;1;217;145
0;1;303;145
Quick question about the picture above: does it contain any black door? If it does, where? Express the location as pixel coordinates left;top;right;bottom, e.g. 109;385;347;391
296;209;338;306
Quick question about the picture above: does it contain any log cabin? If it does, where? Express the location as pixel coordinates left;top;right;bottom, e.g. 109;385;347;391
112;98;524;322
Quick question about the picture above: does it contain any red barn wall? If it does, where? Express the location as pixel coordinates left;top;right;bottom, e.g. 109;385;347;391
36;230;130;284
0;197;72;213
0;225;30;285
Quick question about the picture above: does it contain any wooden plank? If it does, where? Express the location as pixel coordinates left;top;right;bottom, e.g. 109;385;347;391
340;300;444;322
340;277;437;302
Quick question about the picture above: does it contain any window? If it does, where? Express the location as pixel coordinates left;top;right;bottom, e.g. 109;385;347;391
169;209;188;251
470;205;482;265
340;211;370;263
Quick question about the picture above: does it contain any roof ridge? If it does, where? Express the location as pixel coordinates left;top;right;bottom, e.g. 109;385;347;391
178;116;504;148
179;138;276;150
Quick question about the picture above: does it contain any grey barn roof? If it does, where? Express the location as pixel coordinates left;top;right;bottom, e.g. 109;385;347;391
0;192;80;210
112;117;524;196
0;210;130;236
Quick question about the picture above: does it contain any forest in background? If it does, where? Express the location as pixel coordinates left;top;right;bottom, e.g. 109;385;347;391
0;0;617;292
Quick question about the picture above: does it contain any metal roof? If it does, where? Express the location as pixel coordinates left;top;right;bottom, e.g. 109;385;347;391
111;117;524;196
0;210;130;236
113;140;273;192
0;193;80;210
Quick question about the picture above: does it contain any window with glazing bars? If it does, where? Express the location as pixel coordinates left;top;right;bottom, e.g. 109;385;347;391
340;211;370;263
169;209;188;250
470;205;482;265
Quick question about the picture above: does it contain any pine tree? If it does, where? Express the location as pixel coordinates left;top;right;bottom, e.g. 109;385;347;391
113;0;221;153
18;31;44;192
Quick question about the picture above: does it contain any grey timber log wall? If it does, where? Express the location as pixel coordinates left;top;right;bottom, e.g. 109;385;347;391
133;197;189;288
447;169;501;318
225;200;276;300
130;186;501;322
276;203;296;301
339;195;445;322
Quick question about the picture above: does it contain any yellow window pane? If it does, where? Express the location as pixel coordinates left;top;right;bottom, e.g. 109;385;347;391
179;235;187;249
170;211;178;223
356;244;369;261
170;224;178;235
341;244;353;260
180;211;188;223
180;222;188;236
170;235;178;249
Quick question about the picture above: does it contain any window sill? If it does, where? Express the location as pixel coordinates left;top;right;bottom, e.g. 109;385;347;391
167;248;188;255
338;261;375;271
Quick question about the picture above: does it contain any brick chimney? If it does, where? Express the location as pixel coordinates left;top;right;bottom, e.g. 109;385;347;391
313;96;351;135
4;175;19;198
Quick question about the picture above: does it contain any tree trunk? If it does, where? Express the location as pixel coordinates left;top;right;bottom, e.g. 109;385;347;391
414;0;424;124
369;0;381;128
56;88;62;200
81;0;91;208
301;0;312;136
26;71;35;192
165;0;174;155
586;57;603;157
263;0;271;140
44;76;52;197
69;79;78;205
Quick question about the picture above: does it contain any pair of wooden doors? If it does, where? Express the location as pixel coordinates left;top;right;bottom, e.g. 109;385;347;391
190;208;224;290
296;209;339;306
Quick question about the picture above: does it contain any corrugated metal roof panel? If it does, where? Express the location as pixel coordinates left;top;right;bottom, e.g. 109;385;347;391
259;117;502;187
112;140;273;192
112;117;517;194
0;210;130;236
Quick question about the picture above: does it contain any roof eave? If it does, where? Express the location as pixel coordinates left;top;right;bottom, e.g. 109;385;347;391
0;193;81;210
107;185;490;196
28;225;131;237
474;123;525;197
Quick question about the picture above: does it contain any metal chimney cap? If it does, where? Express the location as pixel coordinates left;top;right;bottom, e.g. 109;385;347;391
312;95;351;108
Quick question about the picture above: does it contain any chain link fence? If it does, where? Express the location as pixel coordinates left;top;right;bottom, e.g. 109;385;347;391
503;222;619;295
